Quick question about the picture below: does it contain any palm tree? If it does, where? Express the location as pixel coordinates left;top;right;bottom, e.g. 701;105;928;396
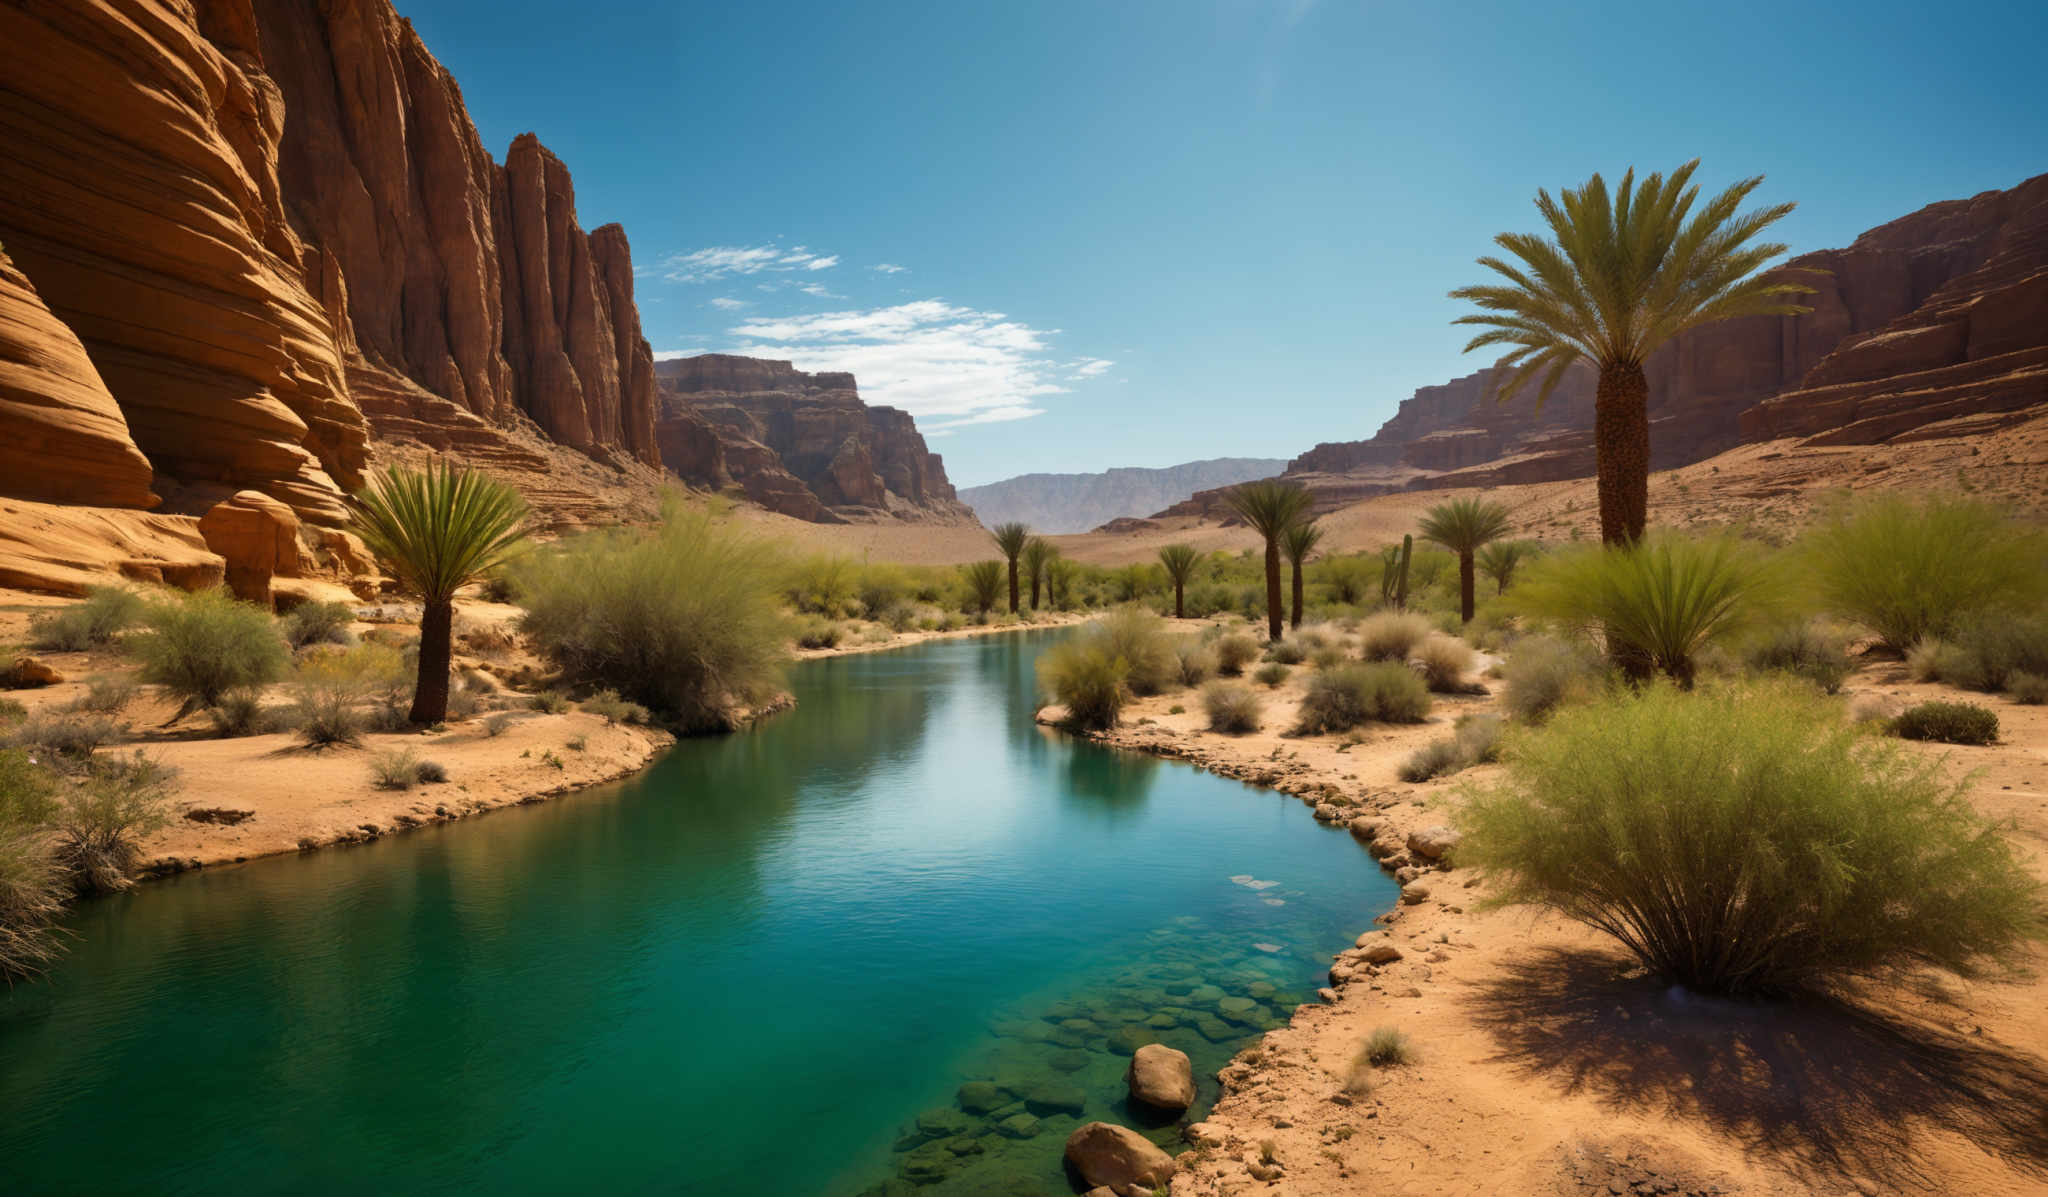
1157;544;1200;619
1418;498;1511;624
351;462;530;723
1450;162;1813;545
990;522;1030;614
1280;521;1323;630
1020;537;1056;610
1224;480;1313;642
962;560;1004;616
1477;540;1535;595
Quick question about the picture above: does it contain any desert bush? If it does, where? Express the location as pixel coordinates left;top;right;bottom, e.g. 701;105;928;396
414;759;448;783
1400;712;1505;783
1414;635;1476;693
134;588;288;713
1460;683;2043;995
484;712;515;737
517;509;790;731
1455;712;1505;764
795;619;841;650
1293;663;1431;734
1946;614;2048;693
1037;640;1127;730
1361;1026;1414;1068
207;690;277;738
1906;636;1960;683
369;748;421;790
1260;640;1302;667
1097;607;1179;695
1309;646;1347;671
51;751;175;894
281;601;355;649
291;643;406;748
1215;633;1262;676
582;689;651;725
1515;533;1777;685
1500;635;1605;724
1202;682;1263;734
1173;639;1218;687
881;600;919;633
2007;672;2048;705
70;675;138;715
530;689;572;714
1804;495;2048;653
29;587;146;652
1357;612;1432;663
0;698;24;725
1890;700;1999;746
1398;738;1463;783
1744;619;1853;694
478;572;519;604
785;554;858;617
3;711;124;763
1253;662;1291;688
0;749;62;978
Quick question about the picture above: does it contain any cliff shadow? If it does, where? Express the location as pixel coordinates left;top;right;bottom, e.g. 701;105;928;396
1465;947;2048;1191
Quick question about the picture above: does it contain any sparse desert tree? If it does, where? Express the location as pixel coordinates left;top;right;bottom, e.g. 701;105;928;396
1419;499;1512;623
1281;521;1324;630
351;463;530;724
990;522;1030;614
1225;480;1314;642
1158;544;1201;619
1021;537;1057;611
1460;683;2044;995
1477;540;1536;595
134;588;289;717
962;560;1005;616
1452;162;1813;544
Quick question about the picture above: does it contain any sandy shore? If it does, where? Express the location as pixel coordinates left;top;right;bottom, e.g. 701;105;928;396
1058;658;2048;1196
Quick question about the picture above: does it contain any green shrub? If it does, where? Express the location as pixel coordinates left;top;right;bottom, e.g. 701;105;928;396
785;554;858;616
1947;614;2048;693
1202;682;1263;734
3;711;124;763
52;751;175;894
2010;672;2048;705
1744;619;1853;694
1253;662;1290;688
1362;1026;1413;1067
1265;640;1307;665
1215;633;1261;676
1500;635;1604;723
281;600;356;649
1414;635;1476;693
70;675;138;715
1906;636;1960;683
1357;612;1432;663
1804;495;2048;653
1890;701;1999;746
1515;533;1778;685
582;689;651;725
29;587;146;652
370;748;421;790
1309;646;1347;671
134;589;288;713
795;619;841;650
291;643;406;747
1460;683;2043;995
1173;639;1217;687
1399;712;1505;783
1097;607;1179;695
414;759;448;784
1398;738;1463;783
517;509;790;731
530;690;571;714
0;749;62;979
1037;641;1126;730
1293;663;1431;734
208;690;277;738
484;712;515;737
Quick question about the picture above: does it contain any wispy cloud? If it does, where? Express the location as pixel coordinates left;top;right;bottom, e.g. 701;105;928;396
709;297;750;310
653;243;838;284
1064;357;1115;380
796;282;839;298
872;263;908;274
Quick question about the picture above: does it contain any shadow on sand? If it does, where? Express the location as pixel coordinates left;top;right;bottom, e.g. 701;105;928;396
1466;948;2048;1191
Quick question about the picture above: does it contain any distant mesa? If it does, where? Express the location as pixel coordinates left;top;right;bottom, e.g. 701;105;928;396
960;458;1287;534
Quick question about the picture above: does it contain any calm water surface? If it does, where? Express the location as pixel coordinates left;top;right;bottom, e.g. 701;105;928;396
1;631;1395;1195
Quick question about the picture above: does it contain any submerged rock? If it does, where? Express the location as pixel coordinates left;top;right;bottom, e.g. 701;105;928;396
1064;1122;1177;1190
957;1080;1010;1115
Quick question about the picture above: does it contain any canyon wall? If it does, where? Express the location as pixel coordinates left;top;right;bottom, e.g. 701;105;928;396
654;355;973;524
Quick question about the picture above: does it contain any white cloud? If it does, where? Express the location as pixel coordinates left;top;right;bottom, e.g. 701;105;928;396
654;243;839;284
709;297;750;310
1064;357;1115;379
872;263;908;274
722;300;1076;427
797;282;839;298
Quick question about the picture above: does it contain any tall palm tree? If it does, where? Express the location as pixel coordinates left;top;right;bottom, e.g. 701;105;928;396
1280;521;1324;630
1450;161;1813;545
1157;544;1200;619
1224;480;1313;642
351;463;530;723
1418;499;1512;624
1020;537;1056;610
990;522;1030;614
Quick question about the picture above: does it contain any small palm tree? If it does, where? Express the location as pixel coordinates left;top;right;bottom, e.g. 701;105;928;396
1478;540;1535;595
1418;499;1512;624
1451;162;1813;545
961;560;1005;616
351;463;530;723
1020;537;1056;610
1157;544;1200;619
1280;521;1324;630
1225;480;1314;642
990;522;1030;614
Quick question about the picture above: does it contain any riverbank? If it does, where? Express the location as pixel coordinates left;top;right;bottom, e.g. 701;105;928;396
1070;658;2048;1195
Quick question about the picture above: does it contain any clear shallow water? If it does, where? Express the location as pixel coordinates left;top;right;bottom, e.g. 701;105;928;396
0;631;1395;1195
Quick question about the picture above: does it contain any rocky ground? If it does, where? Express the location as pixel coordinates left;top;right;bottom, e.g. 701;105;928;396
1059;645;2048;1196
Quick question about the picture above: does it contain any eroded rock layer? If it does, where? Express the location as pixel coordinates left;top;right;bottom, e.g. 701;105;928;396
654;355;973;524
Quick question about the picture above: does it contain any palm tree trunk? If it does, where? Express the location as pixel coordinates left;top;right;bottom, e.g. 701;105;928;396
1289;561;1303;629
1173;580;1185;620
1458;552;1476;623
1595;361;1650;545
410;596;453;724
1263;541;1283;642
1007;562;1019;614
1030;574;1041;610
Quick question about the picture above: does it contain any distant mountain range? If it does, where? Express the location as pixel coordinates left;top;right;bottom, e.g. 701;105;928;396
959;458;1287;533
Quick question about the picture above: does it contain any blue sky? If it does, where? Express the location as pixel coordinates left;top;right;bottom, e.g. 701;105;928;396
402;0;2047;487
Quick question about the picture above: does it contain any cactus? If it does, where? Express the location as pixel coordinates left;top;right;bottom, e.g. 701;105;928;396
1394;534;1413;609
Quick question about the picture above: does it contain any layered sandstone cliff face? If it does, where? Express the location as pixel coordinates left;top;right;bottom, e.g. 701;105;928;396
654;355;973;524
1166;172;2048;517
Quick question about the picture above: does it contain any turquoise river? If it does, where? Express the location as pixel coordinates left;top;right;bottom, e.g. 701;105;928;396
0;630;1396;1195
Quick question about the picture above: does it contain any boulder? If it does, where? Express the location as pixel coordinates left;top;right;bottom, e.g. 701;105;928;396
1064;1122;1176;1191
198;491;302;605
1361;942;1404;965
1406;825;1460;862
6;655;62;688
1126;1043;1195;1112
